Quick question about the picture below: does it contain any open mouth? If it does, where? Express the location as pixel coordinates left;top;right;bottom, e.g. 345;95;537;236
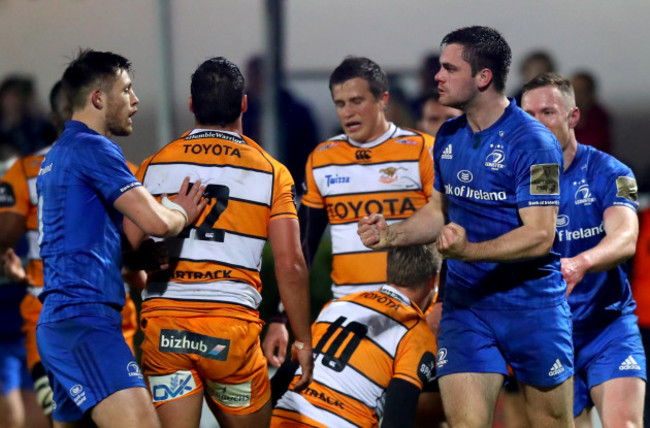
346;121;362;132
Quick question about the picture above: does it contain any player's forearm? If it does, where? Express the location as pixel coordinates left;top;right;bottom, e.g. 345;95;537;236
275;261;312;344
465;223;555;262
575;228;637;274
386;202;443;247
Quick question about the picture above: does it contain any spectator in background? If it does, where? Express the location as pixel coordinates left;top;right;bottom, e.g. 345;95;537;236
416;90;461;137
243;55;319;188
385;73;416;129
410;52;442;118
572;71;612;154
511;50;556;106
0;75;56;156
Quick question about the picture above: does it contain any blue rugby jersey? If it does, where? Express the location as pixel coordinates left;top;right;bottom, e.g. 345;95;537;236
36;121;141;323
434;99;565;309
555;143;638;330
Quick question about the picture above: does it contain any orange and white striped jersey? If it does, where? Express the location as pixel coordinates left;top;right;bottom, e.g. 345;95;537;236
0;145;52;294
302;123;434;297
273;285;437;427
137;129;297;310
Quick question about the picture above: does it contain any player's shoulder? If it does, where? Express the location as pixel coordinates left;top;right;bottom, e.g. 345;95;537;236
389;126;434;149
582;144;630;171
312;134;349;155
507;107;559;152
342;289;423;325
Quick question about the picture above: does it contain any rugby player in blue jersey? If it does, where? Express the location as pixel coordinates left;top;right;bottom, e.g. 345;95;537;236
359;26;574;427
522;72;644;428
36;50;206;428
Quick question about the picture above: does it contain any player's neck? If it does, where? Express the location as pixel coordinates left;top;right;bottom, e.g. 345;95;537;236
394;285;432;312
194;119;242;135
563;136;579;171
464;93;509;133
71;110;109;137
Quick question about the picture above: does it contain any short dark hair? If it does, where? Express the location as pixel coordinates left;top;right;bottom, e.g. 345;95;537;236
386;245;441;289
523;72;575;102
61;49;132;111
329;56;388;100
441;26;512;93
191;57;245;127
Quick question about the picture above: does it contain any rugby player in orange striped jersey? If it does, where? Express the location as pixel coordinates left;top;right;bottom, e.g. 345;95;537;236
271;245;440;428
263;56;436;364
125;57;313;428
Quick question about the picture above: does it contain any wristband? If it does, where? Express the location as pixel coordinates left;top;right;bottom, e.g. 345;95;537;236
161;196;188;225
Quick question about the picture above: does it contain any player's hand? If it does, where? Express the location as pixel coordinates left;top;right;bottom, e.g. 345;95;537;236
123;239;169;272
436;222;469;260
426;301;443;339
262;322;289;367
291;342;314;393
122;269;148;290
358;213;390;250
1;248;33;286
561;256;587;296
172;177;208;226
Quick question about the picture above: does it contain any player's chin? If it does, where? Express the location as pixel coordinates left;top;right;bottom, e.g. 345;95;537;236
111;124;133;137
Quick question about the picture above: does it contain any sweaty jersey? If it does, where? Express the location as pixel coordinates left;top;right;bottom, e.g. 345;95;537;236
37;121;141;323
137;129;297;310
434;99;564;309
274;285;437;428
302;123;434;297
554;143;638;330
0;145;51;294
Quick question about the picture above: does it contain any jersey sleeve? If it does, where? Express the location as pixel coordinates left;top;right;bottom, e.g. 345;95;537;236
0;160;30;216
393;321;437;389
77;137;141;205
419;135;435;201
270;161;298;221
514;142;561;209
125;159;140;176
600;159;638;212
300;150;325;209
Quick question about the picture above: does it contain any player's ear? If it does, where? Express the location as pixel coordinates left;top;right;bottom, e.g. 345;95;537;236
379;92;389;111
568;106;580;129
91;89;103;110
476;68;493;91
241;94;248;113
188;96;194;114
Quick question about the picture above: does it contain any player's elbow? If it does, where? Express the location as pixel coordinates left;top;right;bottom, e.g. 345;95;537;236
620;237;637;262
275;256;308;286
531;228;555;257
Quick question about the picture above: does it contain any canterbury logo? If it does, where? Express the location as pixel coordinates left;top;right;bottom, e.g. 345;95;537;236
548;359;565;376
619;356;641;371
355;149;371;161
441;145;453;159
